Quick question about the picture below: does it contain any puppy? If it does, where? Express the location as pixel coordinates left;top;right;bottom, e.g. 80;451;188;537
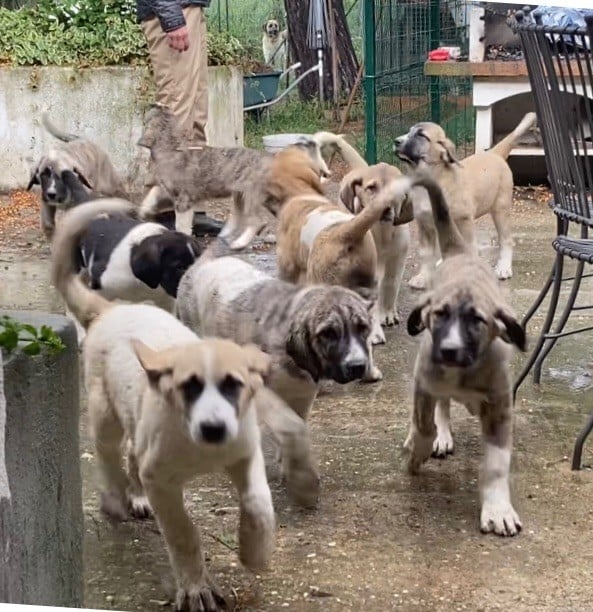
177;242;374;493
138;105;330;243
27;113;127;237
339;162;413;344
262;20;288;70
270;148;412;379
404;173;527;537
51;199;299;610
394;112;537;289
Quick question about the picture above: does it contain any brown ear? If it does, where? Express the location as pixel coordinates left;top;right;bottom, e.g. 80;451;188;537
438;138;460;165
339;171;364;213
406;293;432;336
132;339;172;385
242;343;272;377
494;309;527;351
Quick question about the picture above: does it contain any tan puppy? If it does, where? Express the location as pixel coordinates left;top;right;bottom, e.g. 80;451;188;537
262;19;288;70
394;112;537;289
52;199;288;611
270;149;412;381
404;173;527;537
339;162;414;344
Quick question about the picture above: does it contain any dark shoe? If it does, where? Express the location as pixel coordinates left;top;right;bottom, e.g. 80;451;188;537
192;212;224;237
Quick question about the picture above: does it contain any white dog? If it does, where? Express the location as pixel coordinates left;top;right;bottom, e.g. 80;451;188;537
262;19;288;70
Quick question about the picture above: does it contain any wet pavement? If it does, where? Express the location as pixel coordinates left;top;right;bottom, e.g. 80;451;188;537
3;190;593;611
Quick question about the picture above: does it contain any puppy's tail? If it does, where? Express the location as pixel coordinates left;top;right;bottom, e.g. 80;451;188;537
412;172;467;259
41;112;80;143
195;237;235;264
489;112;537;160
313;131;368;169
51;198;135;328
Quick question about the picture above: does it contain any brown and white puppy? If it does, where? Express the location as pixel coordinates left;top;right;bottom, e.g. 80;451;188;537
138;105;330;244
27;113;127;237
404;173;527;537
339;162;414;344
394;112;537;289
51;199;299;610
177;242;374;494
269;148;412;379
262;19;288;70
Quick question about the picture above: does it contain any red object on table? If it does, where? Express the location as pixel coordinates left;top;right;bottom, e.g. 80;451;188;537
428;49;450;61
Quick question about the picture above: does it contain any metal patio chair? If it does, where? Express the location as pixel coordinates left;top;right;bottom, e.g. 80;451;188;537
512;12;593;469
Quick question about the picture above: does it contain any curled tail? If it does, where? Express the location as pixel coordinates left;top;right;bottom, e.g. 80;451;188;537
51;198;136;328
489;112;537;160
412;172;466;259
313;131;368;169
42;112;80;143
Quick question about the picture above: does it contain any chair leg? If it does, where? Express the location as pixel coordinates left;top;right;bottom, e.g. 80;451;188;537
533;260;585;383
520;261;555;329
572;410;593;470
513;252;565;400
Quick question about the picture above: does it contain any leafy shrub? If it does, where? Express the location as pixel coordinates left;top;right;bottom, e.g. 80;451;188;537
0;316;66;356
0;0;249;67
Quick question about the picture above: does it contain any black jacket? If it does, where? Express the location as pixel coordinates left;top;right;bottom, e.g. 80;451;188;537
136;0;210;32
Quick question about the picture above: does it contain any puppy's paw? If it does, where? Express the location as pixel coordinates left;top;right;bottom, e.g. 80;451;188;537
494;263;513;280
129;495;153;520
285;461;320;509
408;272;429;290
100;490;129;522
403;432;434;475
432;429;454;458
175;581;227;612
380;308;400;327
370;325;386;345
361;365;383;383
480;500;522;537
238;502;276;571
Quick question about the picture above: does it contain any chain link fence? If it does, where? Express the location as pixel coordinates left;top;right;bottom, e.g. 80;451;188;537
364;0;474;164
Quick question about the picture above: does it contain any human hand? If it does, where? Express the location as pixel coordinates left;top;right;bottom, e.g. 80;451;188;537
167;25;189;52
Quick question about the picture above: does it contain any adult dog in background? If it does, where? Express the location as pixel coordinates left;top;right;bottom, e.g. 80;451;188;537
394;112;537;289
404;173;526;537
262;20;288;70
51;199;282;611
27;113;126;237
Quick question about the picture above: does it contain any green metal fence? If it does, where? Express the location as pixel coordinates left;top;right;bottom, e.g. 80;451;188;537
364;0;474;164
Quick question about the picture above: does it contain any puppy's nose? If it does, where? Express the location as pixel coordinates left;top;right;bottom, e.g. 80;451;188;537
439;348;465;366
342;361;367;381
46;192;57;201
200;422;227;444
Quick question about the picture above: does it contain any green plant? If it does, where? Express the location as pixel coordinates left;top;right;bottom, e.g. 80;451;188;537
0;316;66;356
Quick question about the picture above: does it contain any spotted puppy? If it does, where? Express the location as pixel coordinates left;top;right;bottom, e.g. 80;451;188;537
51;199;286;611
404;173;527;537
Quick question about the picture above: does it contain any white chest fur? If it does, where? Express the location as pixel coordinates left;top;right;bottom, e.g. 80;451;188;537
300;209;353;249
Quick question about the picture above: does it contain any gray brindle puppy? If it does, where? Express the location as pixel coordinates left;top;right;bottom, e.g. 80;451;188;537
176;241;375;502
137;105;330;246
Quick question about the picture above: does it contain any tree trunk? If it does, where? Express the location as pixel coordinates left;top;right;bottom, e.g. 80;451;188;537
284;0;359;103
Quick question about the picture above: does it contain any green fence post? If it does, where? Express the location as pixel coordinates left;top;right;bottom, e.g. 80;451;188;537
364;0;377;164
429;0;441;124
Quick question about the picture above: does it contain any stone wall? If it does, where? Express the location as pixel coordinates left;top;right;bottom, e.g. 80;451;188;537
0;65;244;192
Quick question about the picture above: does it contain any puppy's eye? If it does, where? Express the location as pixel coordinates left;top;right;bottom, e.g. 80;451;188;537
219;375;244;403
355;321;369;336
181;375;204;404
365;183;379;193
318;326;339;341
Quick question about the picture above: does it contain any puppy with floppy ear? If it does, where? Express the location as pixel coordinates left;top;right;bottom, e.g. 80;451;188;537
404;172;527;538
262;19;288;70
394;112;537;288
339;162;413;344
51;200;288;610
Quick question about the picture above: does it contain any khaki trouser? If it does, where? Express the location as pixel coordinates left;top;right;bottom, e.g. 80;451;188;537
142;6;209;145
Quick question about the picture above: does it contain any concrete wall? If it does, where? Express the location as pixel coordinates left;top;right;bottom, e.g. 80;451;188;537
0;65;244;192
0;311;82;607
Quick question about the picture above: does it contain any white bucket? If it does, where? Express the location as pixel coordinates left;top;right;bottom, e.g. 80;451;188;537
263;133;308;153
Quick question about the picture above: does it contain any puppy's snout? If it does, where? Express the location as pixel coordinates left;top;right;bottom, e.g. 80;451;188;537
46;191;57;201
200;422;227;444
438;347;465;367
342;361;367;381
